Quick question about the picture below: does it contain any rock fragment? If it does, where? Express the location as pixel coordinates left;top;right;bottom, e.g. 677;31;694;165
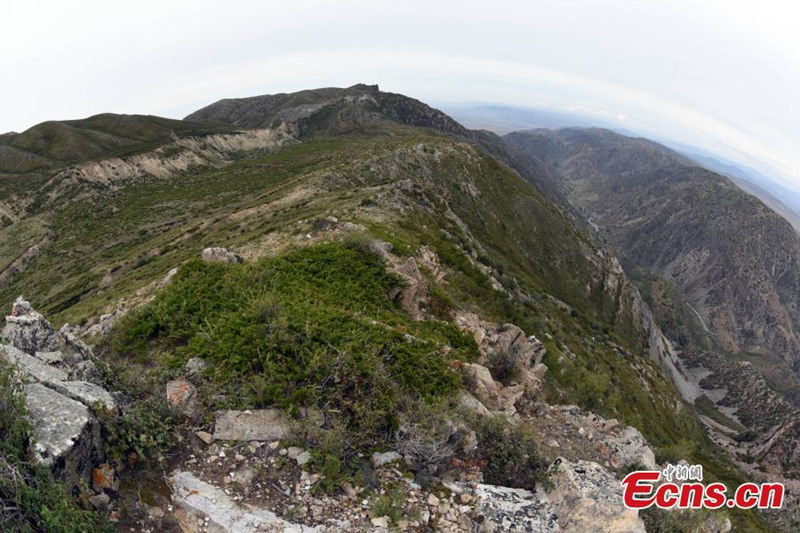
201;247;242;263
214;409;289;441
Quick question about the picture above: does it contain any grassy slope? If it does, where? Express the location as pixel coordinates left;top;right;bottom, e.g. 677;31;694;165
0;126;727;446
0;114;236;174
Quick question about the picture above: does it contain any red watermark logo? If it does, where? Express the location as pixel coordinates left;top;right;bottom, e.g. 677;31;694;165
621;464;784;510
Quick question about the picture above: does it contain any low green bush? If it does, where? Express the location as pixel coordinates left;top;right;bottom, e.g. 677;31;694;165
475;417;548;489
106;241;479;485
98;397;177;462
487;349;523;386
369;484;408;526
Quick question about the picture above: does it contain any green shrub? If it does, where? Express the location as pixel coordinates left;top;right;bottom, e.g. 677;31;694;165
98;398;177;462
369;484;408;526
0;367;29;463
290;418;358;493
655;439;696;465
475;417;548;489
106;242;478;481
487;349;523;386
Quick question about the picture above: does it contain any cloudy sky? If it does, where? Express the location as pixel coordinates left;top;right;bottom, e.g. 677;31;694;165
3;1;799;190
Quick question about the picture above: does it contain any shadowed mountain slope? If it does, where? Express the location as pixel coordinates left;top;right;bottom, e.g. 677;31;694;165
186;83;469;137
506;128;800;374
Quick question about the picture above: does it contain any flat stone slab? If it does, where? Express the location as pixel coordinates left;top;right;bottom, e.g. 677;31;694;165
0;344;68;384
23;383;94;466
213;409;289;441
170;470;331;532
51;380;117;411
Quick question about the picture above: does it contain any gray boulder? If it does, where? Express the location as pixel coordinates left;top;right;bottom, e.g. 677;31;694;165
35;351;64;364
467;483;558;532
201;247;242;263
0;345;115;411
467;457;646;532
51;380;118;412
24;383;103;490
1;298;116;492
184;357;208;376
59;323;94;360
603;426;658;470
170;470;336;532
70;359;102;382
0;344;69;384
3;297;62;355
546;457;646;532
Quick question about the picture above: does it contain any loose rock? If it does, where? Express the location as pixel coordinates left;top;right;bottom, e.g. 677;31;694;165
201;247;242;264
214;409;289;441
166;379;199;416
196;431;215;445
371;451;402;468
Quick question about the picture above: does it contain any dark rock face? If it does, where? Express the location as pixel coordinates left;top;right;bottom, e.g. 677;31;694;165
507;128;800;373
185;83;469;138
4;297;62;354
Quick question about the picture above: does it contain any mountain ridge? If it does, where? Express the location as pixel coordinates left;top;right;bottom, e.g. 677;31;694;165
0;85;782;531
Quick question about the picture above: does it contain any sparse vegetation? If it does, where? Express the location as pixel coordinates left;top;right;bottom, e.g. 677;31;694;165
369;484;408;526
694;395;745;433
475;417;549;489
97;398;177;463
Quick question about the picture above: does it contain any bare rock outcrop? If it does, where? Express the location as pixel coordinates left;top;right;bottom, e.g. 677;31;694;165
469;483;557;532
202;247;242;264
546;457;646;532
455;314;545;366
461;363;525;414
465;456;646;532
0;297;115;492
388;256;430;317
3;297;62;355
377;243;447;318
23;383;103;488
454;316;549;414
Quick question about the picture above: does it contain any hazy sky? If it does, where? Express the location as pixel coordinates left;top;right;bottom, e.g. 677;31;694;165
3;1;799;190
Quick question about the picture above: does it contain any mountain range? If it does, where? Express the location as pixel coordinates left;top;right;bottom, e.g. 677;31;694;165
0;84;796;531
